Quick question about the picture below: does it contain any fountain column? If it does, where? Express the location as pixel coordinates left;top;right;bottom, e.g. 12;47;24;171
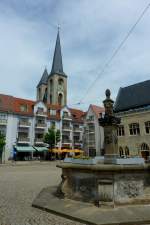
99;89;121;163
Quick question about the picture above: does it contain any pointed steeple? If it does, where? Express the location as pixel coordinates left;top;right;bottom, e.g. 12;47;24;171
37;68;48;87
50;30;66;76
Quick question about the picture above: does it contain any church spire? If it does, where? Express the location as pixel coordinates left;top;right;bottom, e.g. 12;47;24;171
51;29;64;75
37;68;48;87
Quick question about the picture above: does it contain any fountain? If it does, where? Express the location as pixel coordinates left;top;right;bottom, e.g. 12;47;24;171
33;90;150;225
56;90;149;206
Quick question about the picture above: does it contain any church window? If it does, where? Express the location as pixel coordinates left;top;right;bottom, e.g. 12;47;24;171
129;123;140;135
58;93;63;106
145;121;150;134
58;78;63;85
38;87;41;99
117;125;125;136
50;94;52;104
50;79;53;92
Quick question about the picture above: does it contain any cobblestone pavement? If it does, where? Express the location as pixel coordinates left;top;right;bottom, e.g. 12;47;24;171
0;162;85;225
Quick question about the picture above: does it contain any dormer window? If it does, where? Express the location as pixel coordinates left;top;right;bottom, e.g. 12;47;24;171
50;109;56;116
20;104;28;112
37;107;43;112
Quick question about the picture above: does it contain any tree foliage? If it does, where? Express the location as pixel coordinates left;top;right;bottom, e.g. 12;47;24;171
44;125;60;149
0;133;5;152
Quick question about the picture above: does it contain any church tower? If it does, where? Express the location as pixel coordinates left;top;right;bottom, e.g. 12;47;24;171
36;30;67;106
47;30;67;106
36;68;48;103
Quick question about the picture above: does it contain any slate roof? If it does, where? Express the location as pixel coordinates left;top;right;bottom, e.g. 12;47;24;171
50;31;66;77
37;68;48;87
114;80;150;112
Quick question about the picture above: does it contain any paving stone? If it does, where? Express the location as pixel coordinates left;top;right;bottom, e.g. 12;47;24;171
0;163;85;225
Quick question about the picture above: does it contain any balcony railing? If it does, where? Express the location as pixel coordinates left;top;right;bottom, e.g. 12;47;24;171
73;127;82;132
35;123;46;129
35;138;44;143
0;119;7;125
62;115;72;120
86;118;94;123
36;111;47;117
88;127;95;133
17;137;30;143
74;140;82;144
88;141;95;147
62;125;72;131
19;121;31;127
62;139;72;144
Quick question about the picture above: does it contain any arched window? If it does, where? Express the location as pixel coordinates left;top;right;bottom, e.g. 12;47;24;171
125;146;130;157
50;79;53;92
58;93;63;106
119;147;124;158
38;87;41;100
141;143;149;150
141;143;150;161
58;78;63;85
43;88;47;103
50;94;52;104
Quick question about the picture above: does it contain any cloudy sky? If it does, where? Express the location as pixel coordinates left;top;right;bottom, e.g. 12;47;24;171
0;0;150;110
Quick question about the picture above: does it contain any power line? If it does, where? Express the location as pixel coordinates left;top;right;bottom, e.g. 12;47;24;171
78;2;150;105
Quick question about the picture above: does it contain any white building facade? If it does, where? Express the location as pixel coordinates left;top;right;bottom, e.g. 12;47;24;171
83;105;104;157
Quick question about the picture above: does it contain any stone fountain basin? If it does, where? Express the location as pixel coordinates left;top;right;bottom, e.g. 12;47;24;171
57;162;150;206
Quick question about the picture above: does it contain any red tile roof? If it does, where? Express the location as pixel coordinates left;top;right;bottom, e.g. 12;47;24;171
0;94;14;112
90;104;105;118
13;97;35;116
69;108;85;123
0;94;85;122
0;94;61;120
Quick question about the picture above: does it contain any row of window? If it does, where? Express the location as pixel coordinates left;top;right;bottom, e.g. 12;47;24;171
117;121;150;136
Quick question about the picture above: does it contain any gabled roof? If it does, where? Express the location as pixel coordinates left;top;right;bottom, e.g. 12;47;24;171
37;68;48;88
50;30;66;77
114;80;150;112
90;104;105;118
69;108;85;123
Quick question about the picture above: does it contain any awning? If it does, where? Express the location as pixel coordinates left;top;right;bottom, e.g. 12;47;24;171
15;146;36;152
33;147;48;152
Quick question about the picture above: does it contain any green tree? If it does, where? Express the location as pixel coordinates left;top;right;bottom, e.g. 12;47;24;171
44;125;60;150
0;133;6;163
